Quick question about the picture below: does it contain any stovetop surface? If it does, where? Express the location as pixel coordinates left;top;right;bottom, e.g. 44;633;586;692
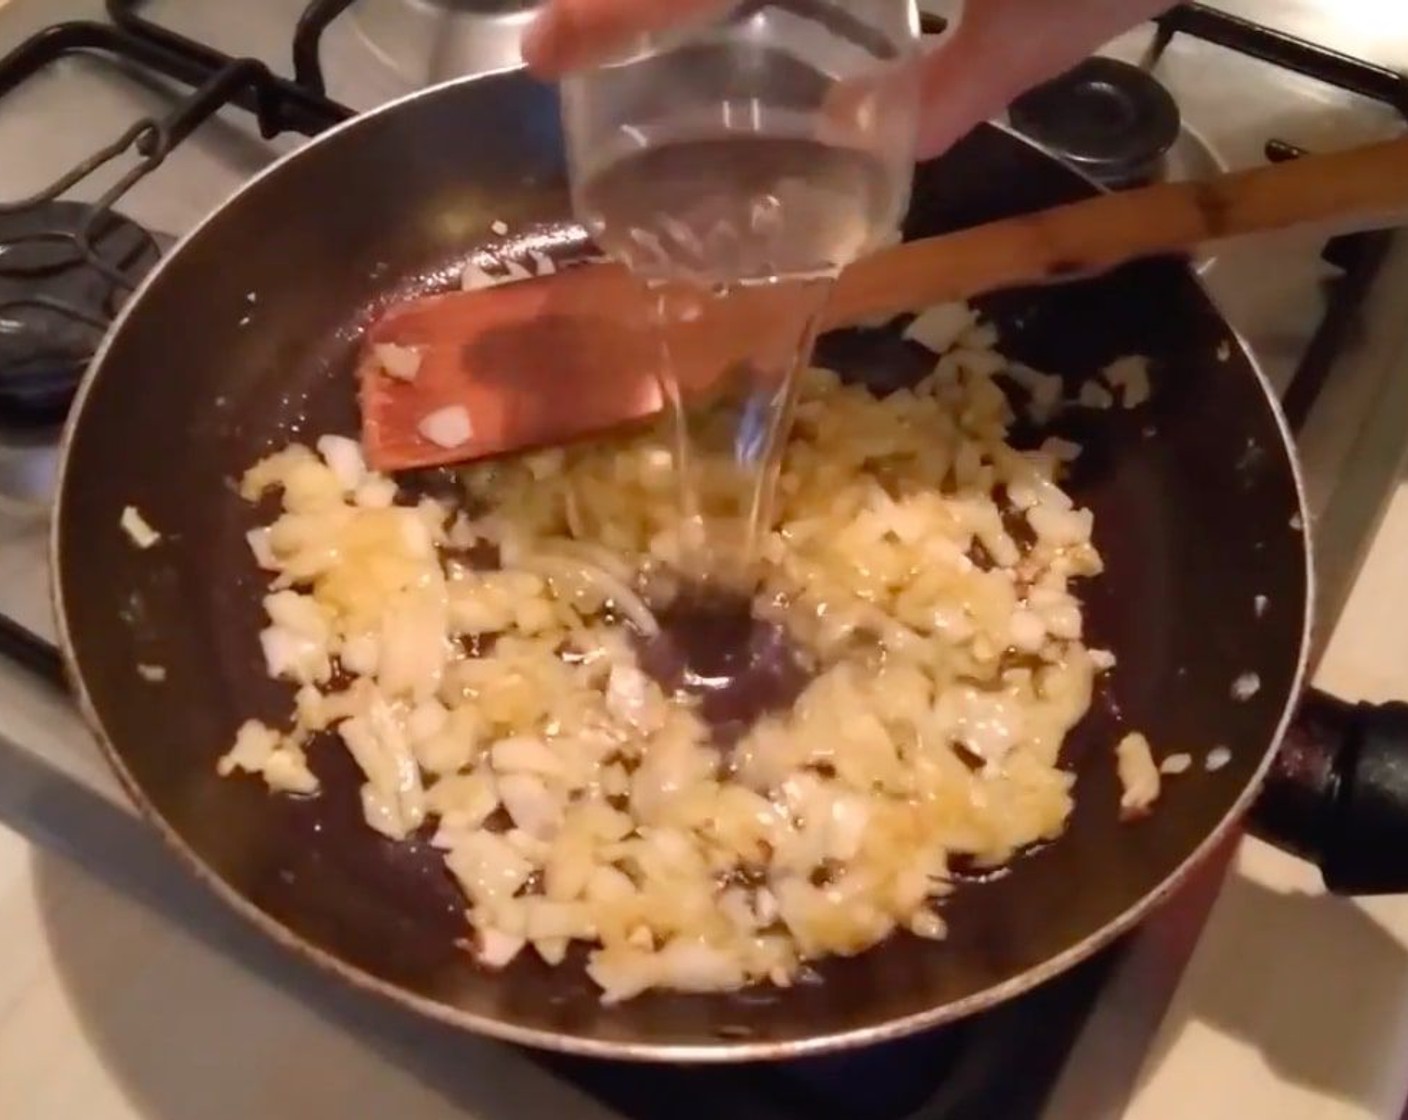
0;4;1406;1120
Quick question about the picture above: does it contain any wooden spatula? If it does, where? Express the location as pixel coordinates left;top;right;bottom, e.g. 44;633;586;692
361;135;1408;472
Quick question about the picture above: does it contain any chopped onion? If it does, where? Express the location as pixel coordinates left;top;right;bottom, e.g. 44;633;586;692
1040;436;1082;463
825;793;871;862
354;476;398;509
562;484;588;539
1231;673;1261;701
264;749;319;796
246;527;278;570
218;720;278;777
904;302;976;355
606;664;665;733
533;938;570;966
940;686;1025;766
654;938;747;994
491;736;566;777
405;698;449;743
498;772;565;840
224;304;1127;1004
339;698;425;839
1027;505;1094;549
1077;381;1115;410
376;586;449;701
1104;355;1152;409
445;831;533;908
518;553;659;637
316;434;366;490
544;537;637;583
587;947;660;1005
217;720;318;796
120;505;160;549
340;632;380;676
1007;609;1047;653
477;928;527;969
525;899;591;942
418;406;473;450
373;342;423;383
1116;732;1160;816
260;626;328;684
1005;363;1064;424
1088;648;1117;672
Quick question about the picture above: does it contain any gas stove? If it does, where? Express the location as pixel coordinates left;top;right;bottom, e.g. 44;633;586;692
0;3;1406;1119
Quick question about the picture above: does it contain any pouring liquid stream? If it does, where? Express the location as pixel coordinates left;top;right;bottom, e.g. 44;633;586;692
577;128;894;724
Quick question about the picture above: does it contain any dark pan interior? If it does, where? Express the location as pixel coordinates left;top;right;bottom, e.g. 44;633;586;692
55;71;1309;1058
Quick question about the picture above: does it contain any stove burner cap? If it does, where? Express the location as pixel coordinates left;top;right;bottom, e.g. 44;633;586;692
0;200;159;427
1008;57;1182;189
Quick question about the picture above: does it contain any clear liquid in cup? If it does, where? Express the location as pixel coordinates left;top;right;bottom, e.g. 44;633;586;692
576;126;897;590
577;127;895;284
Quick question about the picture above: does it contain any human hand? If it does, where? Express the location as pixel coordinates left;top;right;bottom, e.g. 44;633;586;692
523;0;1177;160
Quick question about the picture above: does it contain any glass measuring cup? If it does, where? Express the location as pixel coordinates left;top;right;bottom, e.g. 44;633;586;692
562;1;925;284
559;2;925;583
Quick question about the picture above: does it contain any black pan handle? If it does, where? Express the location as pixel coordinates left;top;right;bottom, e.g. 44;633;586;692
1250;689;1408;895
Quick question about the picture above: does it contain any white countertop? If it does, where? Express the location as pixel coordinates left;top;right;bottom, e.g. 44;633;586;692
0;815;617;1120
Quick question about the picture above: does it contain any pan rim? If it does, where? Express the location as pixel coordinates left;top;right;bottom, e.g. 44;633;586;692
50;70;1316;1063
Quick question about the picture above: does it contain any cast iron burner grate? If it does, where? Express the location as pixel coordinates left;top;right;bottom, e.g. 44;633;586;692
0;5;350;685
1008;5;1408;430
0;14;349;431
0;4;1406;1118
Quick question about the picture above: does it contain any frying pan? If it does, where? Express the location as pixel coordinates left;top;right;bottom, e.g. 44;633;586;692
50;69;1408;1062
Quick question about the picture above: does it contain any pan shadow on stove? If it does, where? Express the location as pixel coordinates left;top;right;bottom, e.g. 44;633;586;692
1136;868;1408;1109
4;761;614;1120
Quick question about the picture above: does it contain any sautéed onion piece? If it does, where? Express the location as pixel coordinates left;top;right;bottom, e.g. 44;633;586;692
219;302;1158;1003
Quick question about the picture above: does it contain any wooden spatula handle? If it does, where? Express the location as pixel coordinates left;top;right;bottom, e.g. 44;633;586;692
362;135;1408;471
827;134;1408;328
